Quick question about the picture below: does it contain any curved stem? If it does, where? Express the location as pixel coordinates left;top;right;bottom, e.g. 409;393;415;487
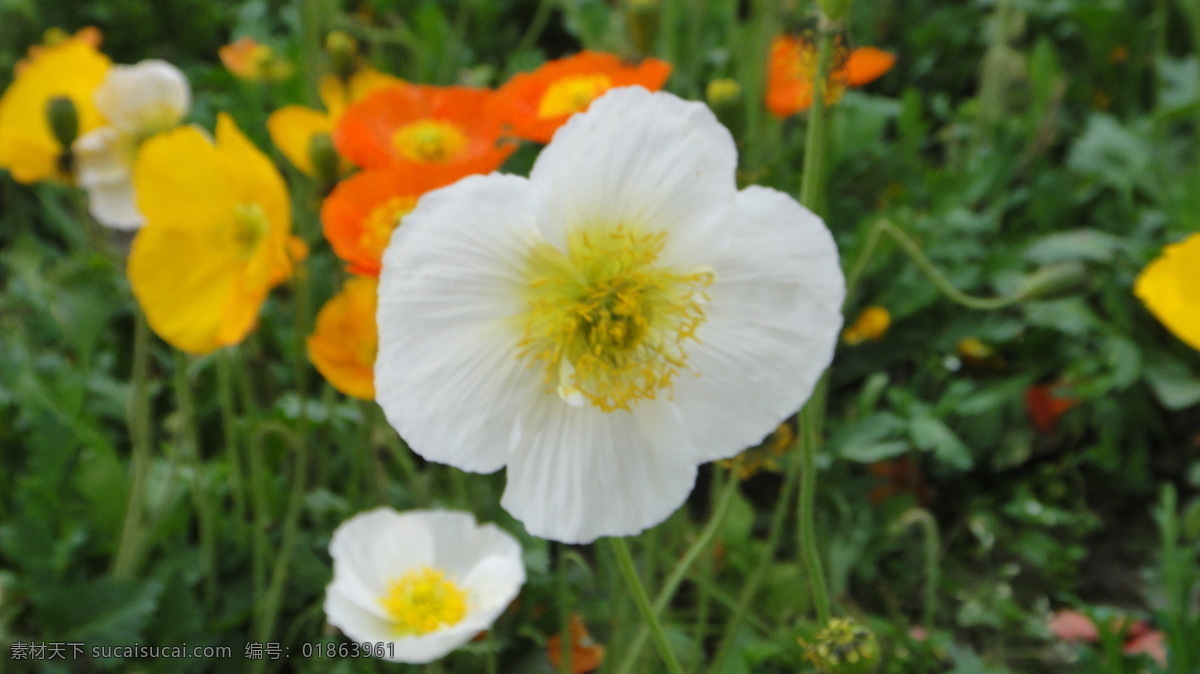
609;537;685;674
875;220;1023;310
891;507;941;631
616;474;741;674
515;0;556;56
216;349;247;541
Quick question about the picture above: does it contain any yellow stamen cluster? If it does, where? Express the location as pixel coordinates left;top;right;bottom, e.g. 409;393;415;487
232;203;270;258
361;195;416;259
392;120;468;163
379;566;469;637
518;224;713;412
538;74;613;118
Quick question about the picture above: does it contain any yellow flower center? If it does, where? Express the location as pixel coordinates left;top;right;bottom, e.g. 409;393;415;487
391;120;468;163
538;74;613;119
378;567;469;637
518;225;713;412
232;203;271;258
361;196;417;261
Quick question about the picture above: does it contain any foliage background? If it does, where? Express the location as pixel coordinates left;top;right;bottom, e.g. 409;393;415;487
2;0;1199;672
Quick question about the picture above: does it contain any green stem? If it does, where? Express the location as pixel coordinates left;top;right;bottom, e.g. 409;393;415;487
299;0;324;105
173;350;218;606
111;310;153;578
556;544;574;674
253;422;308;646
710;439;804;671
216;349;247;542
616;473;740;674
798;398;831;624
796;13;835;628
514;0;556;56
608;537;685;674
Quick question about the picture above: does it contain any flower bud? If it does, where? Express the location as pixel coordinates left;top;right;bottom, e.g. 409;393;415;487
626;0;661;60
1016;262;1088;300
804;617;880;674
46;96;79;150
308;131;340;190
325;30;359;81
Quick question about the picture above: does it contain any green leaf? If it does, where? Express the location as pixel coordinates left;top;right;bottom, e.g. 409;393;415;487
1144;359;1200;410
910;415;974;470
1023;229;1123;265
831;413;910;463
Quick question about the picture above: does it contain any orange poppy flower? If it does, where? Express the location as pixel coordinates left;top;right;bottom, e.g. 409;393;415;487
307;276;378;400
766;36;895;118
267;67;403;177
320;164;459;276
547;613;606;673
334;84;515;181
494;51;671;143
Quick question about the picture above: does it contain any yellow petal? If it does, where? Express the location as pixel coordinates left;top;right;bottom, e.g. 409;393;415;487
267;105;330;176
1134;233;1200;351
133;125;234;232
0;39;110;183
129;222;244;354
215;112;295;289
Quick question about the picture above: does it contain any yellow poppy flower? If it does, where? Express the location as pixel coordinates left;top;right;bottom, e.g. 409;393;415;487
307;276;378;400
267;67;402;177
1134;233;1200;351
0;30;110;183
128;113;305;354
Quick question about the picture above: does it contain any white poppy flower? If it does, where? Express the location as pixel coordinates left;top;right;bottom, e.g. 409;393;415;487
376;86;845;544
74;60;190;230
324;508;526;664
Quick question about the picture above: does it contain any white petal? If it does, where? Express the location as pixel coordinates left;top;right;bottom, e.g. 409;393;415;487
500;398;698;543
528;87;737;259
376;174;546;473
324;582;398;643
329;508;435;600
94;60;190;133
74;128;144;229
671;186;844;462
459;554;525;615
422;512;523;579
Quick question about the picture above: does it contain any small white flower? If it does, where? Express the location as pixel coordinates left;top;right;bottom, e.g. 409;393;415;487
376;86;845;544
74;59;190;230
324;508;525;664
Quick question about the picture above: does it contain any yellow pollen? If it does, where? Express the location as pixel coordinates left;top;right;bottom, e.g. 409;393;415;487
231;203;270;258
538;74;613;118
378;566;469;637
361;196;416;260
518;224;713;412
391;119;469;163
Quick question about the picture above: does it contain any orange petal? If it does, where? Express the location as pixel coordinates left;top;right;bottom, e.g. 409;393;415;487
334;83;514;177
839;47;896;87
321;164;459;276
494;51;672;143
307;276;378;400
547;614;606;673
